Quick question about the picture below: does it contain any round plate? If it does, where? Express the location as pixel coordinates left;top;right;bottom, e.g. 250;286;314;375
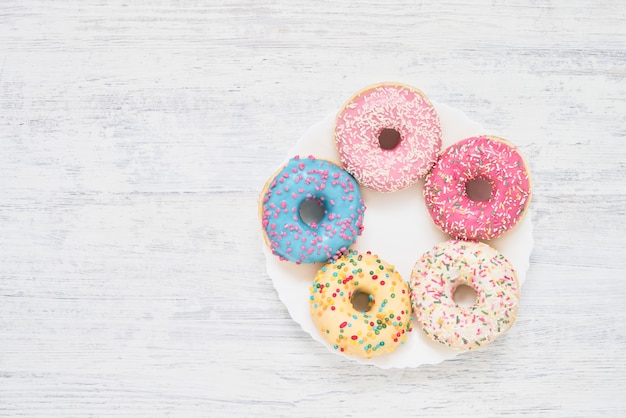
263;101;533;368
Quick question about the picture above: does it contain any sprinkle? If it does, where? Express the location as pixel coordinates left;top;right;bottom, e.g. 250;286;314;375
309;251;412;358
261;156;366;264
423;136;530;240
410;240;520;350
335;83;442;192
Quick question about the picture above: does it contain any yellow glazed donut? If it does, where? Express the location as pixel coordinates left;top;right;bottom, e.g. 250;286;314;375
410;240;520;350
309;250;412;358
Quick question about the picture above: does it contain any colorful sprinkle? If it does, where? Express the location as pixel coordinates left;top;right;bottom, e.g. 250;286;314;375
410;240;520;350
423;136;531;240
309;250;412;358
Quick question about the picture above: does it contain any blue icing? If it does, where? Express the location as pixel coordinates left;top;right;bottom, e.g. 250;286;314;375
261;156;365;264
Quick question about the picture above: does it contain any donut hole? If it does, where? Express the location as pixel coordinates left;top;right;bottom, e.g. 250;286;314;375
453;284;478;308
378;128;401;150
465;178;493;201
350;290;374;312
299;198;325;226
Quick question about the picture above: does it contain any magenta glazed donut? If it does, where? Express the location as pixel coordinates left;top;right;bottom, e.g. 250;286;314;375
423;135;531;241
334;83;442;193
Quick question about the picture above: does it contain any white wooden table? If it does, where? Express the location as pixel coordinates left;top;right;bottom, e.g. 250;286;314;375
1;1;625;416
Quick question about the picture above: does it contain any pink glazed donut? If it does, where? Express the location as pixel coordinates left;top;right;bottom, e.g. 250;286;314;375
423;135;531;241
334;83;442;193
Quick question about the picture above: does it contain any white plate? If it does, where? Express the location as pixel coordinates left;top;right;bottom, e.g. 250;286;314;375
264;101;533;368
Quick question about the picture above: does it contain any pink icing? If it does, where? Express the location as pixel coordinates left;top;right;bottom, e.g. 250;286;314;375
335;83;442;193
423;135;531;241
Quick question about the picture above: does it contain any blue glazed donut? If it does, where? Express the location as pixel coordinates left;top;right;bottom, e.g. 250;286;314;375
260;155;366;264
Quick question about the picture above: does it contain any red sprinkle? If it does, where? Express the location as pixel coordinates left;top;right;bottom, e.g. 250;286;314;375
339;322;347;328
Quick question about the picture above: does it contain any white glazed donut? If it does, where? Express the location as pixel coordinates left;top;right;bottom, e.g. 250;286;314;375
410;240;520;350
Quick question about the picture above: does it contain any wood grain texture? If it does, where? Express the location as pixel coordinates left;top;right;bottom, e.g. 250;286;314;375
1;0;625;416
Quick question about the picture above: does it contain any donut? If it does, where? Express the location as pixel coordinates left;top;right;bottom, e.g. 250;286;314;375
309;250;412;358
334;82;442;193
260;155;365;264
423;135;531;241
410;240;520;350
